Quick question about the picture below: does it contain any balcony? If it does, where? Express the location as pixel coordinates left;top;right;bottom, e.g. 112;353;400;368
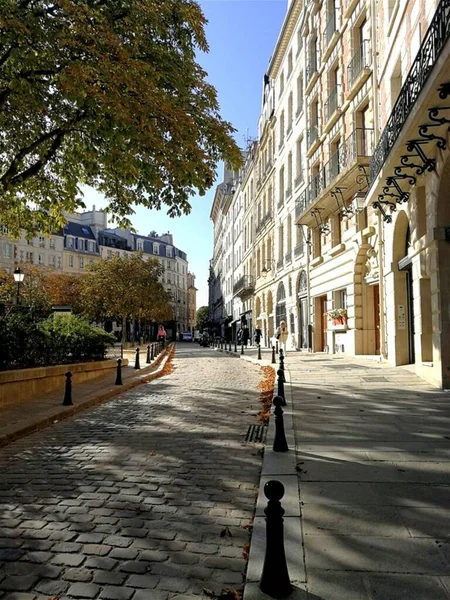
324;86;340;125
277;258;284;270
294;244;304;257
255;211;273;235
296;128;374;225
347;40;371;96
233;275;255;301
307;124;319;149
285;251;292;264
306;56;318;89
286;186;293;200
323;11;337;51
370;0;450;185
294;173;304;189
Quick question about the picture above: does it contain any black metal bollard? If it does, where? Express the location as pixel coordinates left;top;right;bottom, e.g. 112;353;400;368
146;344;151;364
260;480;292;597
271;346;276;364
115;358;123;385
273;396;289;452
229;340;232;352
277;369;286;406
150;343;154;361
279;350;285;371
134;347;140;369
234;340;237;353
258;344;262;360
241;343;244;355
62;371;73;406
276;340;279;354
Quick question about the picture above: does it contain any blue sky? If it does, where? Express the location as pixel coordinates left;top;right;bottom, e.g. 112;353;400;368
83;0;287;307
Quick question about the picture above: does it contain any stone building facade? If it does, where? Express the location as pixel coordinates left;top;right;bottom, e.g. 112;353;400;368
209;0;450;387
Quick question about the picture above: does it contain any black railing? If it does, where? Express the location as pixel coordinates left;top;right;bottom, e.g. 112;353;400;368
307;124;319;148
324;11;337;48
296;128;374;220
324;86;340;122
307;54;318;83
370;0;450;183
233;275;255;296
256;211;273;234
348;40;371;89
294;173;304;188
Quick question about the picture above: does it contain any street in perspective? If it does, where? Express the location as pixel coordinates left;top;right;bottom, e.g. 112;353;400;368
1;0;450;599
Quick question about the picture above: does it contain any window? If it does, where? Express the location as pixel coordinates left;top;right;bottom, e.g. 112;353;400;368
279;111;285;147
26;251;33;263
3;243;12;258
79;256;84;269
38;253;44;265
296;28;303;56
296;75;303;116
49;239;55;249
287;153;293;196
137;239;144;251
278;225;284;260
287;50;293;77
296;138;304;185
39;236;45;248
279;70;285;97
287;215;292;252
69;255;74;268
154;244;159;255
166;246;172;257
287;93;293;133
57;257;62;269
278;166;285;205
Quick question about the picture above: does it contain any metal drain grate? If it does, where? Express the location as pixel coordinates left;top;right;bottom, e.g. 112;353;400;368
244;424;267;443
362;376;388;382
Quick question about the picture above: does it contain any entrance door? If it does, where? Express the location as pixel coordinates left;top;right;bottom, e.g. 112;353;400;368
373;284;380;354
298;297;308;349
405;266;415;364
320;295;327;351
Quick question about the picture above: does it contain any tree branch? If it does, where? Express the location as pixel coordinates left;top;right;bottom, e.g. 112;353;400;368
10;129;66;186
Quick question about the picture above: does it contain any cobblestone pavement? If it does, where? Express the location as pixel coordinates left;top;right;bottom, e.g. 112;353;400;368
0;345;264;600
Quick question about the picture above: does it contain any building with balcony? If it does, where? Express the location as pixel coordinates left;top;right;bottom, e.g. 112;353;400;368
365;0;450;388
0;228;64;273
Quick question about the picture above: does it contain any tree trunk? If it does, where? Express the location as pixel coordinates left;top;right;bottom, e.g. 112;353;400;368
121;315;127;343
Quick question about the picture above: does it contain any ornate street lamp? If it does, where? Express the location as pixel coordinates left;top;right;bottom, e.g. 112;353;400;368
13;267;25;305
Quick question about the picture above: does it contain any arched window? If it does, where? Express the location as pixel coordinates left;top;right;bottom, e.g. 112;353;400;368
298;270;307;295
276;282;287;326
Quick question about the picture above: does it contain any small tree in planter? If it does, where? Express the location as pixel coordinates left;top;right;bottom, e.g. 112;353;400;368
327;308;348;325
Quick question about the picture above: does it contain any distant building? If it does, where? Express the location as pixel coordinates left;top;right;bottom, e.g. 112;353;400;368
186;272;197;333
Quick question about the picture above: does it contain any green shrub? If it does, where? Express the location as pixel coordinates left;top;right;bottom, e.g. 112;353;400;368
0;311;116;370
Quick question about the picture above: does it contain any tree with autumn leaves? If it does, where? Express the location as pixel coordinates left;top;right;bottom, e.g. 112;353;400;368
0;0;242;237
80;254;173;342
0;255;173;342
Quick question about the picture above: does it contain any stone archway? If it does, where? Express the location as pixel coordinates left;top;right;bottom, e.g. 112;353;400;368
353;242;380;356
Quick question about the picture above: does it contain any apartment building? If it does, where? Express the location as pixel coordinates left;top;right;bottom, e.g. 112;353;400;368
186;272;197;333
0;228;64;272
210;0;450;387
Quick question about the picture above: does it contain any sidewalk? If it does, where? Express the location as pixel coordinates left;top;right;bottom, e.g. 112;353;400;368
236;347;450;599
0;343;173;448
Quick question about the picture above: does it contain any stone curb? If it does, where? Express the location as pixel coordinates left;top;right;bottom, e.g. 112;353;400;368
0;344;175;449
237;352;306;599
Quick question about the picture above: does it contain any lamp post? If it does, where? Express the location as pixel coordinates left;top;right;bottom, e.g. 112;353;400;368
13;267;25;305
261;260;276;278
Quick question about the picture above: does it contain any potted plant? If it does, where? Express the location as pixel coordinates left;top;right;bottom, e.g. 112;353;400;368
327;308;348;325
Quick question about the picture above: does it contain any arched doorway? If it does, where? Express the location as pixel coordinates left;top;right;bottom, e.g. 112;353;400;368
267;290;274;342
297;270;308;349
353;244;381;355
276;283;287;327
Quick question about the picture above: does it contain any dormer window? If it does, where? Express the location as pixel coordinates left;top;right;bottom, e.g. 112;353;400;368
154;243;159;255
137;239;144;251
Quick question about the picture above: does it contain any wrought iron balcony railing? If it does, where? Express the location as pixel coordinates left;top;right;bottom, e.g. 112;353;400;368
286;186;293;200
324;86;340;122
233;275;255;298
294;173;304;189
370;0;450;183
296;128;374;220
348;40;371;89
324;11;337;48
255;211;273;235
306;56;318;83
294;244;304;257
307;124;319;148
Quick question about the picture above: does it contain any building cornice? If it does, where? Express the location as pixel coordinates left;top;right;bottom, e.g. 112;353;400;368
267;0;303;79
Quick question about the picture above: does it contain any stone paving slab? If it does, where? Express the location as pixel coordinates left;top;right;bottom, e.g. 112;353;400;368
0;345;266;598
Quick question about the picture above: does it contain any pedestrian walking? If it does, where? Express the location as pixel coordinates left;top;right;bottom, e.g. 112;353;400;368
254;326;262;346
275;320;289;353
157;324;167;343
242;325;250;347
237;328;243;345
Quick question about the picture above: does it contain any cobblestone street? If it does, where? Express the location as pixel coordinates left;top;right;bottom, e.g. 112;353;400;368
0;345;264;600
